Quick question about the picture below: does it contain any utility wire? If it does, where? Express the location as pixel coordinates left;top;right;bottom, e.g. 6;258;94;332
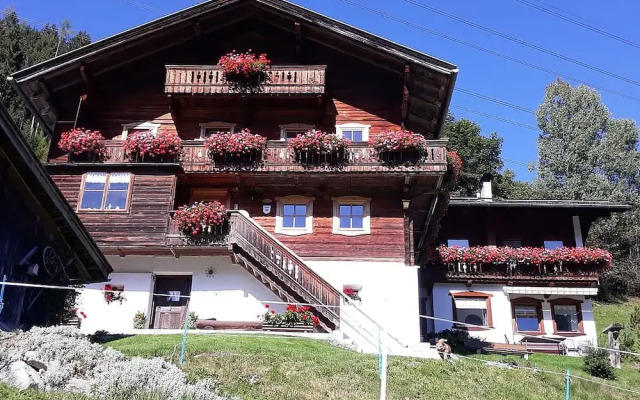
117;0;165;15
402;0;640;87
456;87;535;114
514;0;640;50
333;0;640;104
449;105;538;131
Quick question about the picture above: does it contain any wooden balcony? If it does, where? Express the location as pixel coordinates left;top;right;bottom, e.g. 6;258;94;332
165;211;229;247
58;140;448;174
165;65;326;96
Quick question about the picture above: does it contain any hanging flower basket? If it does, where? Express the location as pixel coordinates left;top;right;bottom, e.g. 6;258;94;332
371;130;427;164
123;130;182;162
204;129;266;166
58;128;107;162
288;130;350;165
218;50;271;91
173;201;228;244
103;284;125;305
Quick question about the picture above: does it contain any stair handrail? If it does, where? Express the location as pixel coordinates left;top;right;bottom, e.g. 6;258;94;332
228;210;408;349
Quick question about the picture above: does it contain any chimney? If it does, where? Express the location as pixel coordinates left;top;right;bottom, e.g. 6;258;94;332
479;173;493;200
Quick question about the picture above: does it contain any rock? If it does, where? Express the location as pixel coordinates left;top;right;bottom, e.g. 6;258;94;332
24;351;47;371
65;378;92;394
0;361;43;390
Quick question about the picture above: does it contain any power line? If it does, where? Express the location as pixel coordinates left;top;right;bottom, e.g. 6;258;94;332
117;0;165;15
332;0;640;104
455;87;535;114
449;105;538;131
402;0;640;87
514;0;640;50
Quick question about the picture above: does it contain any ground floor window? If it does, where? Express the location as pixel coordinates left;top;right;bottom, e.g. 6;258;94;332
550;298;584;335
452;291;492;329
511;297;543;333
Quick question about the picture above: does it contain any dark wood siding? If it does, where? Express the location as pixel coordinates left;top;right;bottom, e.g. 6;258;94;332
51;173;176;247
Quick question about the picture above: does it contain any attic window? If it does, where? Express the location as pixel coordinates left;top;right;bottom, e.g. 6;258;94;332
280;123;314;141
336;123;370;142
199;121;236;139
121;122;160;139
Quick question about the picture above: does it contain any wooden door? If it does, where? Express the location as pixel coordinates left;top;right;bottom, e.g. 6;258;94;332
152;276;192;329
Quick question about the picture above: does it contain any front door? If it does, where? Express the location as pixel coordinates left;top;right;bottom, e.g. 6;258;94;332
151;275;193;329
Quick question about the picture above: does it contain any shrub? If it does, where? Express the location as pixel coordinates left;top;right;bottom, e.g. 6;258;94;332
133;312;146;329
583;349;616;380
425;329;470;350
188;312;198;330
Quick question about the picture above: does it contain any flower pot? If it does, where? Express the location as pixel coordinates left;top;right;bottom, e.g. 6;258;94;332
294;149;348;165
211;150;262;166
68;152;99;162
378;150;422;164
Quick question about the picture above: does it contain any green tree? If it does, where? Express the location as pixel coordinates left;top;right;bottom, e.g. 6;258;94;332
532;79;640;300
442;113;531;198
0;9;90;160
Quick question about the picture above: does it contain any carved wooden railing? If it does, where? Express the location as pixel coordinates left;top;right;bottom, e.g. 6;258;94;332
54;140;448;174
165;65;326;95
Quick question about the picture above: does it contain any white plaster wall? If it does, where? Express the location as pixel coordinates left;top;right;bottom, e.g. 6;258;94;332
432;283;598;346
306;260;420;345
78;255;283;333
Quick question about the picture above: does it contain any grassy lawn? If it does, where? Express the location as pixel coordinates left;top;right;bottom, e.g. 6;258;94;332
103;334;640;400
593;298;640;344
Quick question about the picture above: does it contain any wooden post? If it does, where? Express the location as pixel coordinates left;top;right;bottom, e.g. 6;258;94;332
602;323;624;369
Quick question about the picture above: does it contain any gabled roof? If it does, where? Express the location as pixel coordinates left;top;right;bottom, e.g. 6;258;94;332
9;0;458;138
0;104;112;281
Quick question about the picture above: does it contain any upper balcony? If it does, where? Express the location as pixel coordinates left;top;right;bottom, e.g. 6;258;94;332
50;140;448;175
165;65;326;96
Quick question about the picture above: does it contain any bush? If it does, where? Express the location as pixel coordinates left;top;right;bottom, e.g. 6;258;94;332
133;312;146;329
425;329;470;350
188;312;198;330
583;349;616;380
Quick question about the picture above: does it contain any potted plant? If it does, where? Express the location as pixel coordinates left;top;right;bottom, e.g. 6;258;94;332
288;130;350;165
103;284;125;305
204;129;267;166
123;130;182;162
371;130;427;164
58;128;107;162
172;201;228;244
133;311;146;329
261;304;319;332
218;50;271;91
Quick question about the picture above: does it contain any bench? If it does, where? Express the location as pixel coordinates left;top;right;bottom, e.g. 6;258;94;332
482;343;533;359
521;341;565;355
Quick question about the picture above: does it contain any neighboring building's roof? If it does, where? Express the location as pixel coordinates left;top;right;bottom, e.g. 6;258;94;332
9;0;458;139
0;105;112;281
449;197;632;211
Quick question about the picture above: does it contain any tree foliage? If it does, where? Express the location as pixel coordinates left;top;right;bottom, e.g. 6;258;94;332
442;113;531;198
0;9;91;160
533;79;640;300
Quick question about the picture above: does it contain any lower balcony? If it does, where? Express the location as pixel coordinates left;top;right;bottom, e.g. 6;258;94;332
50;140;447;174
166;211;229;247
433;246;611;283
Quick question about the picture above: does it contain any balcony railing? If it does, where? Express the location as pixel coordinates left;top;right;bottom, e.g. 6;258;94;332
58;140;448;174
165;65;326;95
166;211;229;247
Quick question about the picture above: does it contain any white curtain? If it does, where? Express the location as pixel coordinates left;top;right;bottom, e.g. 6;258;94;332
85;172;107;183
108;172;131;184
455;298;487;310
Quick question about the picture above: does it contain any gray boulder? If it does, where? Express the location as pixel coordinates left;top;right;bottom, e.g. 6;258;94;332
0;361;43;390
24;351;47;371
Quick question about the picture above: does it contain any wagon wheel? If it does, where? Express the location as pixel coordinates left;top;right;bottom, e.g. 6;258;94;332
42;246;68;280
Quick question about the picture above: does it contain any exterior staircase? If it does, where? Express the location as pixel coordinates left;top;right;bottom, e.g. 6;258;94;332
227;211;409;354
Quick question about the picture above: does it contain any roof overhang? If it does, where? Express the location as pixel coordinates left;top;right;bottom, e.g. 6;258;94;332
503;286;598;296
9;0;458;138
449;197;632;212
0;104;112;281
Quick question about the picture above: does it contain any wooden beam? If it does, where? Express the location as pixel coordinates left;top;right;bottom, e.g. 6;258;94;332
401;64;410;121
79;63;89;84
193;21;201;36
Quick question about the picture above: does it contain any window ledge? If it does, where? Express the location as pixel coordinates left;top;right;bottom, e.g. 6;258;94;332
333;230;370;237
554;331;585;337
276;229;312;236
454;324;493;331
515;331;545;336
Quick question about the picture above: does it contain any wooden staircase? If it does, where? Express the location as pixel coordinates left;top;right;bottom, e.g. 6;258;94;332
228;211;341;331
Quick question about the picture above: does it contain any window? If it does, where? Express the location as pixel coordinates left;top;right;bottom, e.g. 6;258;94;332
79;172;132;211
447;239;469;247
121;122;160;139
275;195;314;235
168;291;181;302
279;123;314;141
544;240;564;250
336;123;370;142
451;291;493;330
332;196;371;236
199;121;236;139
550;299;584;334
511;298;543;333
503;240;523;248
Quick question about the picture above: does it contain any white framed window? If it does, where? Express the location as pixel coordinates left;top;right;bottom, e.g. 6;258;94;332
332;196;371;236
199;121;236;139
335;123;370;142
279;123;314;141
544;240;564;250
275;195;314;235
455;298;488;326
79;172;132;211
121;122;160;139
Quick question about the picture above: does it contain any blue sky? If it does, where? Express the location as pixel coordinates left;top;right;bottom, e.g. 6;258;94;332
8;0;640;181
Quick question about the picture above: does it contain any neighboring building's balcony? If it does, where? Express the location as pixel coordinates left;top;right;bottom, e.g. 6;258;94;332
435;246;611;283
52;140;448;174
164;65;326;96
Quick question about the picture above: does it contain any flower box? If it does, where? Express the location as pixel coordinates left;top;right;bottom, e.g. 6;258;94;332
173;202;228;244
123;130;182;162
218;50;271;90
58;128;106;162
371;130;427;164
260;304;319;331
288;130;350;165
204;129;266;166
